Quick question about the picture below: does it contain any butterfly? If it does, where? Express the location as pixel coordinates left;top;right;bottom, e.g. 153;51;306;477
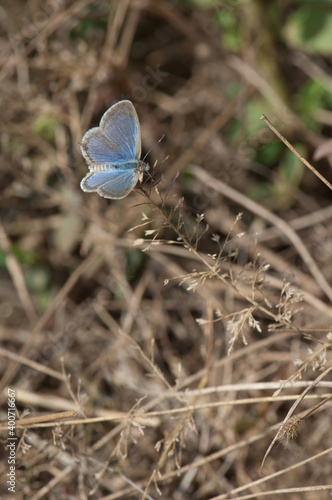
80;100;149;199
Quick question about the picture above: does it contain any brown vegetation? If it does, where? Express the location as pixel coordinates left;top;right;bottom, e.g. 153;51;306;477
0;1;332;498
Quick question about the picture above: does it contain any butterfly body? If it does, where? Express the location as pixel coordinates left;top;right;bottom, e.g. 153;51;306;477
80;100;149;199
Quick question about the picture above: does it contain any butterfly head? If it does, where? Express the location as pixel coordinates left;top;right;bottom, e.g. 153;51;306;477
137;160;150;173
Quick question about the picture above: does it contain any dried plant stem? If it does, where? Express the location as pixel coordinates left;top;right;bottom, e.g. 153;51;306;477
161;445;332;499
261;114;332;191
167;91;254;179
149;196;269;315
0;219;37;323
0;250;102;400
13;411;76;428
191;165;332;304
261;365;332;468
144;191;330;337
0;347;65;382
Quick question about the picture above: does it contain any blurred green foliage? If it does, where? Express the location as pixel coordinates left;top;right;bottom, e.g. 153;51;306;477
296;80;332;130
249;145;305;208
3;244;38;267
284;5;332;54
215;8;241;52
25;266;51;294
126;249;145;281
33;115;58;142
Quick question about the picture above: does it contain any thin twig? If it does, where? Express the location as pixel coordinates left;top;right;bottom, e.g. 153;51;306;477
261;114;332;191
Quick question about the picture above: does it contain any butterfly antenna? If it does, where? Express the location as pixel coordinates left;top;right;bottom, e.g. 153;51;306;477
143;135;165;162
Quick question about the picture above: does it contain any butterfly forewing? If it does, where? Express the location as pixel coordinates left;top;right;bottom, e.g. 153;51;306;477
100;100;141;160
81;128;126;165
81;101;141;166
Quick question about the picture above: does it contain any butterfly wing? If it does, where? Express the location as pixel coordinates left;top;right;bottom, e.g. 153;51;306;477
80;169;140;199
81;100;141;166
100;100;141;160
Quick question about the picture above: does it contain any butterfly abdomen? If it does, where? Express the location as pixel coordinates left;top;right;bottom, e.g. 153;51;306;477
88;160;149;173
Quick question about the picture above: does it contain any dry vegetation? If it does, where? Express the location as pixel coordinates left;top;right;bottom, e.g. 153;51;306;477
1;1;332;499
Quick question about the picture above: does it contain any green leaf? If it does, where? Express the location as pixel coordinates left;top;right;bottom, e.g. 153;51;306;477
284;7;332;54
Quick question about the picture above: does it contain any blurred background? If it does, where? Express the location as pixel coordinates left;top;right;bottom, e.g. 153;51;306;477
1;1;332;498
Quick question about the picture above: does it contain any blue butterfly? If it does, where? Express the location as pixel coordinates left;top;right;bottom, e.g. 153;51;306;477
80;100;149;199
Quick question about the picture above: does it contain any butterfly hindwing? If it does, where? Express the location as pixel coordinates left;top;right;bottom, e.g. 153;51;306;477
80;169;140;200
